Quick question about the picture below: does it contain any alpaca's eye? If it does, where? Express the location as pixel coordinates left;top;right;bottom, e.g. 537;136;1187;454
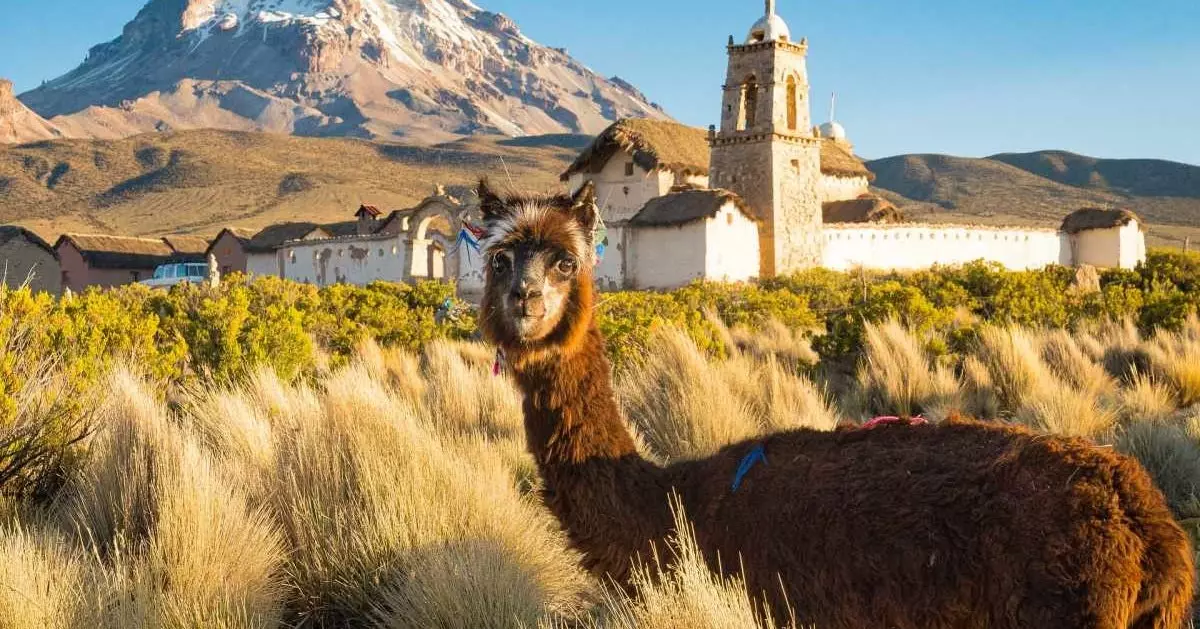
556;257;577;275
491;255;510;273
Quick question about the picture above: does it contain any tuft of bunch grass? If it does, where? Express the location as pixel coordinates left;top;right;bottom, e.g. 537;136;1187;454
565;497;791;629
851;321;959;420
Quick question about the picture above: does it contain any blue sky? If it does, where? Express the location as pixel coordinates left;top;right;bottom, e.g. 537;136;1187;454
2;0;1198;164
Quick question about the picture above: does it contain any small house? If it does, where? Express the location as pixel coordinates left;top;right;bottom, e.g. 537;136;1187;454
55;234;203;292
0;226;61;294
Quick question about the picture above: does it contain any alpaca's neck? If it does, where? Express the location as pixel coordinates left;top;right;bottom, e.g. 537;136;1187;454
510;320;672;581
512;321;638;464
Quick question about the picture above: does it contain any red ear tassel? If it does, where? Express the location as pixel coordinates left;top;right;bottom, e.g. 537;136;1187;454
493;348;505;376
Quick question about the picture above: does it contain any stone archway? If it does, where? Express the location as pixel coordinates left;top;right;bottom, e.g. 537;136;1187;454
402;195;466;283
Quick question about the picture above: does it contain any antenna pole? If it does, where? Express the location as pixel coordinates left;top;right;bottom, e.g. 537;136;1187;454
830;92;837;122
766;0;776;16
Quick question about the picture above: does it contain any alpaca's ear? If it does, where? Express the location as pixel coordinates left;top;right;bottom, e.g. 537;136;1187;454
477;178;509;222
568;181;598;236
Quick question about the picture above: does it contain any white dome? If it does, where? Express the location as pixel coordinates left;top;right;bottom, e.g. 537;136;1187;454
747;14;791;43
819;121;847;141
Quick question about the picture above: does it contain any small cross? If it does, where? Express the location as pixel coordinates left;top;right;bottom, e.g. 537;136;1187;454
766;0;777;16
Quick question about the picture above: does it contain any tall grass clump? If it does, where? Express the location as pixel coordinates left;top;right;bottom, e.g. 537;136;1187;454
851;320;960;420
567;498;791;629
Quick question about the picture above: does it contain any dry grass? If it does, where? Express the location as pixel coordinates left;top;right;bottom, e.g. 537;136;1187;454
4;316;1200;626
561;497;791;629
851;321;959;420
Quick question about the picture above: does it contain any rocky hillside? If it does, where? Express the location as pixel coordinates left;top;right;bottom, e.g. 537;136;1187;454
0;79;63;144
18;0;666;143
0;129;580;238
869;151;1200;248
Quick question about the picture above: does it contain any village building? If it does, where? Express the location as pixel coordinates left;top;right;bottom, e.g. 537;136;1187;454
560;0;1146;287
55;234;208;292
225;1;1147;295
0;226;61;295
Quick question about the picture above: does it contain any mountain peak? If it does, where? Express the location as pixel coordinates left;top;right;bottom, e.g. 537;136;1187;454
20;0;666;142
0;78;63;144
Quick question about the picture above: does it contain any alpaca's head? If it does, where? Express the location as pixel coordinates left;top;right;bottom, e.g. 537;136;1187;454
478;179;598;357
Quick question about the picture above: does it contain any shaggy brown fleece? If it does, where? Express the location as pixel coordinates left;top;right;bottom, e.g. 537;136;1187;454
478;181;1195;629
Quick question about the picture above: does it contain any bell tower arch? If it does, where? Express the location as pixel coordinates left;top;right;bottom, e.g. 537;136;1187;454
709;1;823;276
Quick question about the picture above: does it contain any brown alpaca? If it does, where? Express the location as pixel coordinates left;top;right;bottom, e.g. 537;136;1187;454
476;180;1196;629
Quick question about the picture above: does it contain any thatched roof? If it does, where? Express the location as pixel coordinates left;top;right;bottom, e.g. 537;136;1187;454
561;119;711;181
822;194;904;224
162;235;210;256
55;234;182;269
561;120;874;184
1060;208;1143;234
245;223;326;253
323;221;360;237
820;140;874;180
629;188;754;227
0;226;56;258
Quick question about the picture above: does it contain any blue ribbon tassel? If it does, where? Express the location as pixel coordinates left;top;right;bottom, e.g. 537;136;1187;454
731;443;767;492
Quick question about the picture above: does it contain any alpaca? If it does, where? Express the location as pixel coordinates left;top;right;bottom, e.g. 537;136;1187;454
476;180;1196;629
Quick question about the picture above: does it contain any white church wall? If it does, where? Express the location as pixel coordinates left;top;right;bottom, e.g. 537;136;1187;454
819;174;870;203
456;246;487;297
569;150;675;223
281;235;406;287
822;225;1070;272
246;252;281;277
1071;222;1146;269
630;221;708;290
594;223;628;291
705;204;760;283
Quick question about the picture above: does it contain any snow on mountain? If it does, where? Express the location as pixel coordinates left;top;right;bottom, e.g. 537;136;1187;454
0;79;63;144
20;0;667;142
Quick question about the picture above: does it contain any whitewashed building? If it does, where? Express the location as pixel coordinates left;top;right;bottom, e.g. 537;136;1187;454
560;1;1146;289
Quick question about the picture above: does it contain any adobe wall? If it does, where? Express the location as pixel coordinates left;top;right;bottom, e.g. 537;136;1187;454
629;221;708;290
822;225;1070;271
246;253;281;277
569;150;675;222
1071;223;1147;269
819;174;870;203
281;235;406;287
704;204;760;283
210;232;248;275
0;240;61;295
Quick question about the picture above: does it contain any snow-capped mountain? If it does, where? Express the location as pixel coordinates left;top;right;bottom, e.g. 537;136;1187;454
0;79;62;144
20;0;666;142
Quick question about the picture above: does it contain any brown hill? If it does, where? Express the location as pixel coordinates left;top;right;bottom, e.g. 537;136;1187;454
0;129;578;240
868;152;1200;248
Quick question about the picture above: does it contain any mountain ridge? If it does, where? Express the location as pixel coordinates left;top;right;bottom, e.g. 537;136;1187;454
16;0;666;143
867;150;1200;247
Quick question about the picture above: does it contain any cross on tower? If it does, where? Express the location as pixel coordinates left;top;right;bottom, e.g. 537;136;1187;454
766;0;776;16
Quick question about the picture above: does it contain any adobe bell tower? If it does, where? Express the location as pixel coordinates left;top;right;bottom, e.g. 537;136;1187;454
709;0;823;276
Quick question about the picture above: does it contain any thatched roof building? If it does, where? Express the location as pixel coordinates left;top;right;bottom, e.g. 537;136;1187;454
561;119;712;181
629;188;755;227
822;194;903;224
0;226;56;258
562;119;876;184
1060;208;1143;234
819;139;875;180
55;234;182;269
161;236;210;257
245;223;327;253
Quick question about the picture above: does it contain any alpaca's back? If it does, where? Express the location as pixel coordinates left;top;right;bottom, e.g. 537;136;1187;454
676;419;1195;629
